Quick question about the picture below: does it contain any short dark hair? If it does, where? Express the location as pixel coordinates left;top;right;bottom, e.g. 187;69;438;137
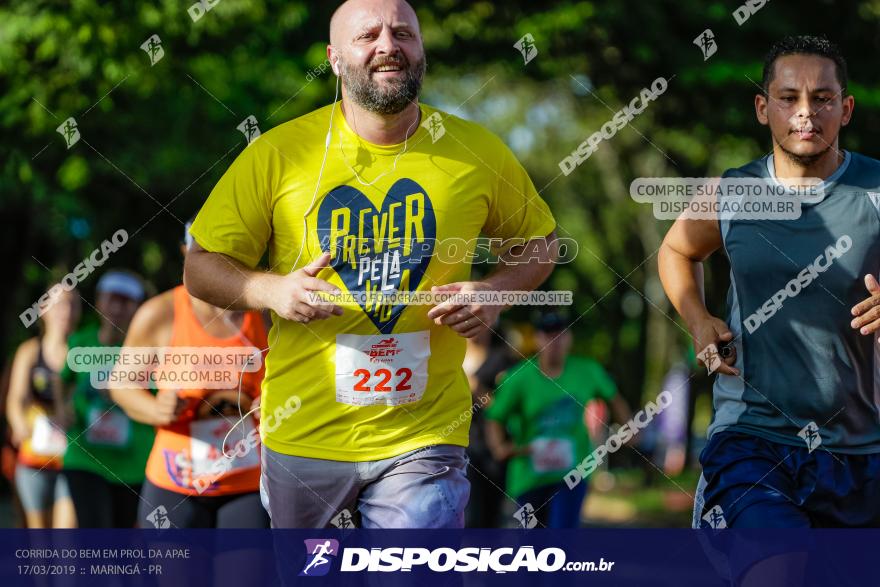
762;35;848;96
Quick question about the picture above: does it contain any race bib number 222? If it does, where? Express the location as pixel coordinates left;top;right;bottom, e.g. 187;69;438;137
335;332;430;407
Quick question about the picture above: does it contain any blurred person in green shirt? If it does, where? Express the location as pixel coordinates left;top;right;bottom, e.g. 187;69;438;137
485;312;631;528
58;270;155;528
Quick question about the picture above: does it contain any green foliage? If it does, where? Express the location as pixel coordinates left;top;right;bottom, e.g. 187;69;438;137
2;0;878;409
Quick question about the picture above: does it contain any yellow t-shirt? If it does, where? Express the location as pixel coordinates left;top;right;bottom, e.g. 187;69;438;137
190;101;556;461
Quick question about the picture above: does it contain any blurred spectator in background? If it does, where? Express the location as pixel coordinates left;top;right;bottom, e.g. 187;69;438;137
112;224;270;528
6;288;80;528
637;360;691;487
463;323;517;528
57;270;154;528
655;360;691;477
485;311;632;528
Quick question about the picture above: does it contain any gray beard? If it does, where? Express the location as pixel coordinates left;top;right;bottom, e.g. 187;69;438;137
340;57;426;115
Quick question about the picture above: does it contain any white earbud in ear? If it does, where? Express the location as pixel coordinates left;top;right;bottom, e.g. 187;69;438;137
332;60;340;76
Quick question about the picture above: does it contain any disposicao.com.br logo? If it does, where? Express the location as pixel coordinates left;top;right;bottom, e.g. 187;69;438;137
299;539;615;575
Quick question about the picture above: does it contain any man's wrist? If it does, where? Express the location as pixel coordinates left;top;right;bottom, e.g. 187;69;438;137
246;271;284;312
481;272;517;294
683;306;712;332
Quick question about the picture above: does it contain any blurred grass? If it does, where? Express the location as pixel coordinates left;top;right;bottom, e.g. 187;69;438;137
584;468;700;528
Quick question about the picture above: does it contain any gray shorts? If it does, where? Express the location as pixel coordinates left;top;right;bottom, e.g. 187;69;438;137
15;465;71;513
260;444;470;529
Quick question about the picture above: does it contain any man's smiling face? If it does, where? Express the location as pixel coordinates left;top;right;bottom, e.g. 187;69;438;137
329;0;426;115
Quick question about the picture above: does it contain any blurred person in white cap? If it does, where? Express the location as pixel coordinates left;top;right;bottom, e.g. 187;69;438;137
57;269;156;527
111;221;271;528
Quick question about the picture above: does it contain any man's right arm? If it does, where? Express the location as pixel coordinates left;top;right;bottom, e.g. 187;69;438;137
658;218;739;375
184;242;343;323
184;241;279;311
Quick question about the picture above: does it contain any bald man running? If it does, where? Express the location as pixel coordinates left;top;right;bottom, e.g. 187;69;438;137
184;0;557;528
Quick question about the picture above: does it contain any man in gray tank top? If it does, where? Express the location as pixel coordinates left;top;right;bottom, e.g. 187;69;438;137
660;34;880;541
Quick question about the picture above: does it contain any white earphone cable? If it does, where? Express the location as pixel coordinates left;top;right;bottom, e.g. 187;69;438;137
220;75;342;457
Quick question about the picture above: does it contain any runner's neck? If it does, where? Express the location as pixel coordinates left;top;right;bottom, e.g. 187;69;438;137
98;323;125;346
340;96;421;146
40;330;69;371
772;143;845;185
538;354;565;379
42;329;67;346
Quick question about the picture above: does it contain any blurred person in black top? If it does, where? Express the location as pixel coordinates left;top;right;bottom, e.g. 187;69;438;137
464;324;517;527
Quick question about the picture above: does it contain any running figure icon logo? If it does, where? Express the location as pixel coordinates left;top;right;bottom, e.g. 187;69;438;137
330;509;356;529
798;421;822;453
56;117;80;149
697;343;723;375
693;29;717;61
237;115;261;145
146;505;171;529
513;503;538;529
702;505;727;529
140;34;165;66
299;539;340;577
514;33;538;65
421;112;446;143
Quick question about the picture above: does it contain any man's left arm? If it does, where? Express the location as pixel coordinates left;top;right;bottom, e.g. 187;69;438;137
427;138;558;338
427;231;558;338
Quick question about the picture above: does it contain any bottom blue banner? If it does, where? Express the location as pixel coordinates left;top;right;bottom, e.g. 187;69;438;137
0;529;873;586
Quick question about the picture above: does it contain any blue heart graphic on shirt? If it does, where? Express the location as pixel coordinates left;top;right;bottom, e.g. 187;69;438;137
317;178;436;333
